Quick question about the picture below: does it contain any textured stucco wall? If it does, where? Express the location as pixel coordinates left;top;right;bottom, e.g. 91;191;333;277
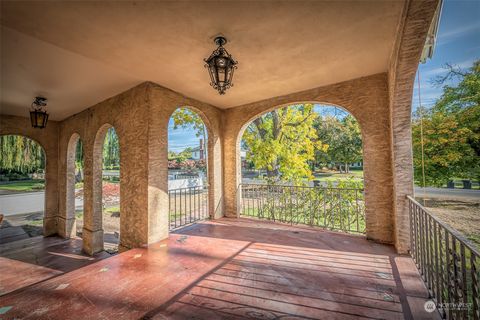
146;82;223;245
58;83;151;254
223;73;396;244
0;115;60;236
388;0;440;253
56;82;222;254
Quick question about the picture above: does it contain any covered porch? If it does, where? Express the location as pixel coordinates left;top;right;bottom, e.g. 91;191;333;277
1;0;469;319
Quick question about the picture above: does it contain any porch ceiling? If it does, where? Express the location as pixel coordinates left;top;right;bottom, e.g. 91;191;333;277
0;1;404;120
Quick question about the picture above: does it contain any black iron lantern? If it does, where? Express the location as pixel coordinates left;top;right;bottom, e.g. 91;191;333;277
30;97;49;129
204;36;237;95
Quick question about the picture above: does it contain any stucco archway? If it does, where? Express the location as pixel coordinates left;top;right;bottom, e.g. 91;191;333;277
167;105;222;220
0;134;47;237
235;103;367;231
0;115;60;236
82;123;122;254
223;74;395;245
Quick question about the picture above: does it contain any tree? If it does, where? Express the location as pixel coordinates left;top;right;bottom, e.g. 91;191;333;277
314;115;362;172
242;104;326;184
0;135;45;174
412;107;473;187
168;148;193;163
103;128;120;169
413;60;480;186
171;108;207;155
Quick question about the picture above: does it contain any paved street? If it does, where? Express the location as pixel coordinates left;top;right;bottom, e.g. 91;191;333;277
414;187;480;201
0;191;83;216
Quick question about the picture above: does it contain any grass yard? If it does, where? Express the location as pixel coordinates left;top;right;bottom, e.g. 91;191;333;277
418;197;480;249
0;179;45;192
313;170;364;183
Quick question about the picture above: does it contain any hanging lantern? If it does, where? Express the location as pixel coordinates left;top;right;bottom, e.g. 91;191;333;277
30;97;49;129
204;36;238;95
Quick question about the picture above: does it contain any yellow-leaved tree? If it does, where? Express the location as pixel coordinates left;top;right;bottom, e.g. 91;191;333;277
242;104;327;184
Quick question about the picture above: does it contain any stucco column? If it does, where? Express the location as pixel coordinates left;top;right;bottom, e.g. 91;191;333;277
58;133;80;239
208;135;224;219
222;122;240;218
388;0;440;253
147;111;169;245
43;146;60;236
82;139;104;255
117;126;150;252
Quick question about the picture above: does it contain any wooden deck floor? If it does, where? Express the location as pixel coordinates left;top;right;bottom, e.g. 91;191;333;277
0;218;439;319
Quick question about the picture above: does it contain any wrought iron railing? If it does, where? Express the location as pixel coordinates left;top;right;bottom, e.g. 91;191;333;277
239;183;365;233
408;196;479;319
169;186;208;230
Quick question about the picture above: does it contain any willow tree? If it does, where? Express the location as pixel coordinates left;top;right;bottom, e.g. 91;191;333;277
0;135;45;174
242;104;326;184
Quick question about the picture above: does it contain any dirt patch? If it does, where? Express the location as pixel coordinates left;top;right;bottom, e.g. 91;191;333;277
75;182;119;207
417;197;480;249
76;209;120;237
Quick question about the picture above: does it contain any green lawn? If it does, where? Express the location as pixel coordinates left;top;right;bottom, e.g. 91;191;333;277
313;170;364;182
241;206;366;234
0;179;45;192
105;206;120;214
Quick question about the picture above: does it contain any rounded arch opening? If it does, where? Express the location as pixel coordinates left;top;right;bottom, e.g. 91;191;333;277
93;124;121;253
167;107;210;229
237;102;366;233
0;134;46;241
66;133;84;239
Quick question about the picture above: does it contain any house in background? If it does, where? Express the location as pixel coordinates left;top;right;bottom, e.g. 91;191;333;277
190;139;205;160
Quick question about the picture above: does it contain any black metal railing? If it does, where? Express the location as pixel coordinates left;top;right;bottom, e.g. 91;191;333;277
239;183;365;233
169;185;208;230
408;196;480;319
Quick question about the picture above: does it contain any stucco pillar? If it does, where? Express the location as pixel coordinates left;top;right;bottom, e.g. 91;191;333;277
82;139;103;255
147;87;171;246
58;133;80;239
208;135;224;219
147;114;169;245
43;146;60;236
388;0;440;253
222;122;240;218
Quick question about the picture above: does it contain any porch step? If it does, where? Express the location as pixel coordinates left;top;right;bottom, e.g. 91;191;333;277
0;226;29;245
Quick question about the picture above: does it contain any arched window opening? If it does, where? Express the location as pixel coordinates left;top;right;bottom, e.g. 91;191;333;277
239;103;365;233
0;135;46;242
102;127;120;254
168;107;208;230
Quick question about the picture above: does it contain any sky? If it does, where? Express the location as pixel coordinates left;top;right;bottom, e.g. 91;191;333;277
412;0;480;111
168;117;204;152
169;0;479;152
